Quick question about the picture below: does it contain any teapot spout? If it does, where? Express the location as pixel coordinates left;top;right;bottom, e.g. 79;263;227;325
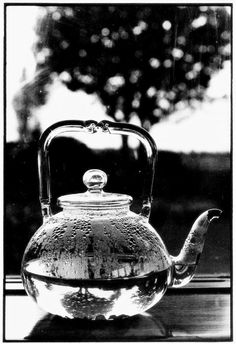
170;209;222;288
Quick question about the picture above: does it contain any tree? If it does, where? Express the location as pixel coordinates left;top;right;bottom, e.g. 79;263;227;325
14;5;231;139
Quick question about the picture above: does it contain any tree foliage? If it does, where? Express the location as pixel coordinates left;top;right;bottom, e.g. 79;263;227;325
14;5;231;138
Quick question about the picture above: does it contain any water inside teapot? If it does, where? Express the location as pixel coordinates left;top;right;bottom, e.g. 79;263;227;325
22;259;171;319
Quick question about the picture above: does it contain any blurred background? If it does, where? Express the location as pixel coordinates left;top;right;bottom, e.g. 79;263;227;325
5;5;231;276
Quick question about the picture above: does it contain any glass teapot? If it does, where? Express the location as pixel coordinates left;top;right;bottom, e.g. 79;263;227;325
21;120;221;320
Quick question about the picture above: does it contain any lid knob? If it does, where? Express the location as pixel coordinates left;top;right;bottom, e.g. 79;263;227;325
83;169;107;193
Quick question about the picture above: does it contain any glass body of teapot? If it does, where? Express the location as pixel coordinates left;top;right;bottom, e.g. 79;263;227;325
21;120;221;320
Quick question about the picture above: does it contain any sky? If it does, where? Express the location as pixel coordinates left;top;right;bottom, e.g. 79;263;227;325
6;6;38;142
150;61;231;153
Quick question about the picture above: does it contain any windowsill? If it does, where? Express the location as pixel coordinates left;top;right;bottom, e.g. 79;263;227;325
5;274;231;290
4;275;231;341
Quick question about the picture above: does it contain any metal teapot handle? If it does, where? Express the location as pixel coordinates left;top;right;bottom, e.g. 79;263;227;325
38;120;157;220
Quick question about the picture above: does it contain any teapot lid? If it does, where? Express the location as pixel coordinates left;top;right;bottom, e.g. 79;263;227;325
57;169;133;209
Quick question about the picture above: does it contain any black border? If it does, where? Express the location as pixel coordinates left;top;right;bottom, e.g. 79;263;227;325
3;2;233;342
